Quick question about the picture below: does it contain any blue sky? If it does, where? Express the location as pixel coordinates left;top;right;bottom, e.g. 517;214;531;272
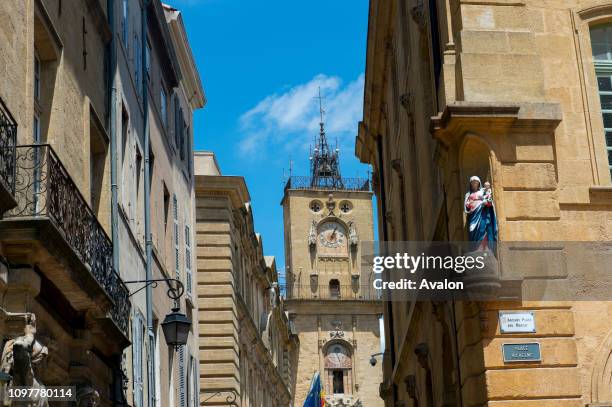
172;0;372;278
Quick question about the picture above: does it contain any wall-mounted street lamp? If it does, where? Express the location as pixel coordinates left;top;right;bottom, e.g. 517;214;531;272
125;278;191;349
369;352;384;366
161;307;191;349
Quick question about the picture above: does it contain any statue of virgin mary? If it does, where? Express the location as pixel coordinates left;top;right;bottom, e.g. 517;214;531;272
464;176;497;251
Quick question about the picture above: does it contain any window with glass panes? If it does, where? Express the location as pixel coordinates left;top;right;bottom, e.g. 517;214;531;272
590;24;612;178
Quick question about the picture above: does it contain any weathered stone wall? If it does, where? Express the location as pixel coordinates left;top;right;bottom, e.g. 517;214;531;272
357;0;612;406
283;186;384;406
195;169;297;407
0;0;112;230
0;1;122;404
282;189;374;289
287;303;384;406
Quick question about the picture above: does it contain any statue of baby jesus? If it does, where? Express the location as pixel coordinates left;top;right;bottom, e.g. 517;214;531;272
483;181;493;206
465;178;493;213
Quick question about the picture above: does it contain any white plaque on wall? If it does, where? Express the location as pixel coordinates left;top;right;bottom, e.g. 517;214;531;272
499;311;536;333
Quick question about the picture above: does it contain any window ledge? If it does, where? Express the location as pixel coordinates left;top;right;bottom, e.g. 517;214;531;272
589;185;612;203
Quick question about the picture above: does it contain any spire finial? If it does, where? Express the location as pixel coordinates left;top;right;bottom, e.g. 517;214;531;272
316;86;325;125
309;87;343;189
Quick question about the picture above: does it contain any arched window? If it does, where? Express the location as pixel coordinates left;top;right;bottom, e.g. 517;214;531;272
329;279;340;299
590;24;612;178
324;343;352;395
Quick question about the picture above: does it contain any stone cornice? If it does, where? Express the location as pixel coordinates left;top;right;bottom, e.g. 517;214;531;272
195;175;250;208
589;186;612;205
430;102;562;147
164;6;206;110
148;0;180;88
360;0;393;166
355;120;376;165
577;2;612;21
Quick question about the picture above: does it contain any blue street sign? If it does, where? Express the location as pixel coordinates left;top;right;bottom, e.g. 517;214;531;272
502;342;541;363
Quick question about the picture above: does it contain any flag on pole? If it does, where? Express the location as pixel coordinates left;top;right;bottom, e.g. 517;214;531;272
303;371;325;407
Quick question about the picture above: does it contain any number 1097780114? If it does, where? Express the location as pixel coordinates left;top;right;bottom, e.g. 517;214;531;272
5;386;77;402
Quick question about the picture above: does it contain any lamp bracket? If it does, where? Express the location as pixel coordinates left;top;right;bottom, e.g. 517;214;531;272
203;390;238;406
124;278;185;301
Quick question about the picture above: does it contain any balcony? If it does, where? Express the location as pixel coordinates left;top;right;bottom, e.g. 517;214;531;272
0;98;17;215
281;284;381;301
284;176;370;192
0;144;130;338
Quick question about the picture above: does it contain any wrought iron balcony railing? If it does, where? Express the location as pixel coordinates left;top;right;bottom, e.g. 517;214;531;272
284;176;370;192
0;98;17;196
281;284;381;301
4;144;130;333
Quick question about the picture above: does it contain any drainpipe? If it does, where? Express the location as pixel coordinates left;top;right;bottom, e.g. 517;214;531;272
108;0;119;292
107;0;124;404
141;1;156;406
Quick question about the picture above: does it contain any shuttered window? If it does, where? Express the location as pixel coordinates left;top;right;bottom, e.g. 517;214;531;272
134;34;140;93
192;355;199;406
174;97;182;149
132;311;145;407
186;353;198;407
178;346;186;407
173;194;180;280
122;0;128;48
185;224;192;296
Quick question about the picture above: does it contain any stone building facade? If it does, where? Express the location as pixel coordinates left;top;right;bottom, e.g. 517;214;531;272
283;121;384;406
0;0;131;404
194;152;298;407
112;1;204;406
0;0;204;406
356;0;612;406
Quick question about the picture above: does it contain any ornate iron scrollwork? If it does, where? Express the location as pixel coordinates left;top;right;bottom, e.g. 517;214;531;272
0;98;17;196
284;176;370;192
5;144;131;334
203;390;239;406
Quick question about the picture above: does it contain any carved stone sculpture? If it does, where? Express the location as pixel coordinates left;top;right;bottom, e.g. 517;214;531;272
326;194;336;214
330;320;345;339
308;220;317;247
76;385;100;407
0;313;49;407
348;221;358;247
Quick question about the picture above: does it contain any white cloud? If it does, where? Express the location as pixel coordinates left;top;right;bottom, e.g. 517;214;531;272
238;73;365;157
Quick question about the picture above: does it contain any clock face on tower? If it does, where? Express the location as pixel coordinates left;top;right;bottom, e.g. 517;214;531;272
318;221;347;253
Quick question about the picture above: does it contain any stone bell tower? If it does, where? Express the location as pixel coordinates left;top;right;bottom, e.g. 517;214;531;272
281;96;383;406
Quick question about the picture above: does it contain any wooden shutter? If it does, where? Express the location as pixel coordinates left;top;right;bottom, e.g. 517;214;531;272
179;346;186;407
174;97;181;148
184;224;192;295
132;311;144;407
173;194;180;280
